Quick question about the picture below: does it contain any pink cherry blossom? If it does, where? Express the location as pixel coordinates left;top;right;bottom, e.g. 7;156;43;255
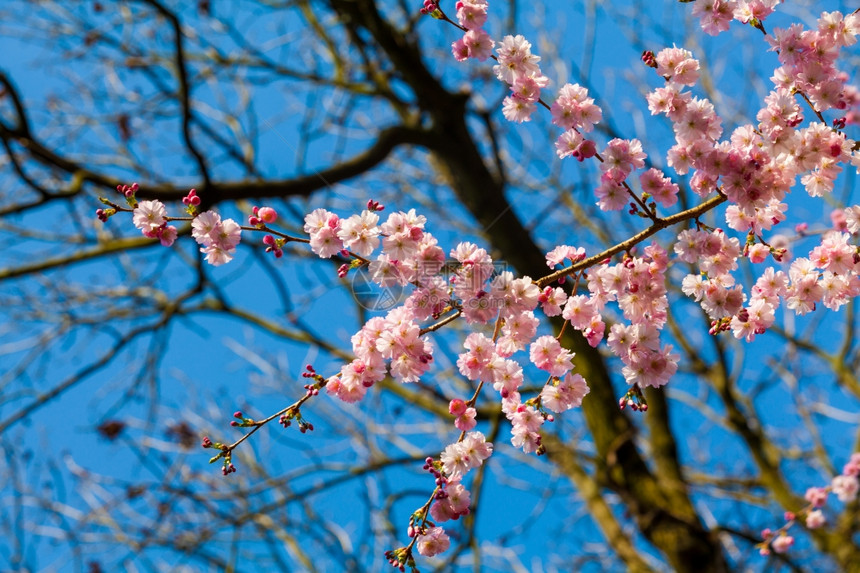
655;47;700;86
545;245;585;268
337;210;380;256
462;29;495;61
492;358;524;398
550;83;602;132
639;168;679;208
441;431;492;479
693;0;735;36
832;474;859;502
805;486;829;508
159;225;178;247
771;534;794;554
540;372;589;413
600;138;646;178
257;206;277;223
416;526;450;557
502;96;536;123
493;35;541;85
538;286;567;317
430;480;471;522
132;200;167;233
806;509;826;529
529;335;574;377
457;332;497;381
456;0;488;30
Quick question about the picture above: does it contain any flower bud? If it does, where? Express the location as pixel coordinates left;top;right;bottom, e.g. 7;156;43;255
258;206;278;223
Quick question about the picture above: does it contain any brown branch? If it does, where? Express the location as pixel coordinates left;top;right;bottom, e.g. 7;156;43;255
327;1;730;569
0;236;157;282
542;434;657;573
138;0;211;188
0;70;31;136
536;192;727;287
0;299;180;434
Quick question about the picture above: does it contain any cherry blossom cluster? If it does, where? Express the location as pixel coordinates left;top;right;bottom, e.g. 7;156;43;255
758;452;860;556
132;199;180;247
547;244;680;393
328;306;435;403
101;190;601;458
692;0;781;36
440;431;493;482
450;1;494;63
599;246;679;388
645;30;859;211
594;138;649;211
422;432;492;546
634;23;860;345
190;210;243;266
448;0;604;159
494;35;549;123
677;208;860;342
449;2;562;125
385;432;492;569
306;211;574;442
767;12;860;114
97;185;249;266
304;207;381;258
448;3;542;126
448;398;476;431
303;202;601;452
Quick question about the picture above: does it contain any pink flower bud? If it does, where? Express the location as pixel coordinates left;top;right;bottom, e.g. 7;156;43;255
748;243;769;263
578;139;596;159
641;50;657;68
258;206;278;223
771;534;793;554
449;398;467;416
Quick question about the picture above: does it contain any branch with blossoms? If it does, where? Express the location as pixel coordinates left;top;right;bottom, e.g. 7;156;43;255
92;0;860;568
440;0;860;347
757;452;860;556
98;184;310;266
200;364;327;475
